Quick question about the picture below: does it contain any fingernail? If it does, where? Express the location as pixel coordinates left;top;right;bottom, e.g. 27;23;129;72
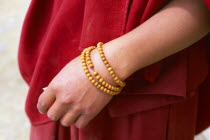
39;110;44;114
37;104;45;114
42;87;47;91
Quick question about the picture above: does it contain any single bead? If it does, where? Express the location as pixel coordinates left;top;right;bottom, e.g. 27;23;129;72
113;87;116;91
97;47;102;51
91;79;96;84
81;59;85;63
111;86;114;91
102;57;106;61
80;56;85;60
110;91;114;95
105;83;109;88
105;64;110;68
83;66;88;70
99;51;103;54
121;82;126;87
89;64;94;68
107;67;112;71
102;81;106;85
88;76;93;81
93;71;98;76
86;73;91;77
114;76;119;81
100;54;105;57
109;71;114;75
97;84;101;89
85;70;89;74
100;86;104;91
108;85;112;90
86;57;91;61
87;61;92;65
116;87;120;91
96;75;101;80
94;82;99;86
111;74;116;77
107;90;110;94
103;61;108;64
103;88;107;92
116;79;120;83
118;81;124;87
99;78;104;83
97;42;103;46
115;87;118;91
82;63;87;67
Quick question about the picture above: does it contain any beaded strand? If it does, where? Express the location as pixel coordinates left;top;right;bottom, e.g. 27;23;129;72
83;47;122;92
96;42;126;87
81;46;122;95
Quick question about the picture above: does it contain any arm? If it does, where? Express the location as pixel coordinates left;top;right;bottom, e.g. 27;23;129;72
37;0;210;128
91;0;210;85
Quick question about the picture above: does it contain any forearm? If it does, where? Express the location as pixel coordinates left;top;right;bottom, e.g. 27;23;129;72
91;0;210;84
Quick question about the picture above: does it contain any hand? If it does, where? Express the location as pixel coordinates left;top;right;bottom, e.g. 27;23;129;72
37;55;113;128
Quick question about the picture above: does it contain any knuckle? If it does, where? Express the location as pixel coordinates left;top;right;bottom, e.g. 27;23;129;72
74;122;85;129
38;100;47;109
73;104;83;112
49;83;61;92
84;108;95;116
74;122;82;128
59;97;72;105
61;121;70;127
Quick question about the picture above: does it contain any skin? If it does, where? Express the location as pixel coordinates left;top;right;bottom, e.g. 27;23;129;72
37;0;210;129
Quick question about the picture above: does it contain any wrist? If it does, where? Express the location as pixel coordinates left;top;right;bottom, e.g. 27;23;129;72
101;41;135;80
90;41;132;82
90;48;120;87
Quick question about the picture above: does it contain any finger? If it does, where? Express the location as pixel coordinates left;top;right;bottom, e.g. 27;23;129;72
74;114;93;129
47;100;70;121
37;88;56;114
60;109;81;127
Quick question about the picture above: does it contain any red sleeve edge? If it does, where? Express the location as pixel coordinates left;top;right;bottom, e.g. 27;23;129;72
204;0;210;10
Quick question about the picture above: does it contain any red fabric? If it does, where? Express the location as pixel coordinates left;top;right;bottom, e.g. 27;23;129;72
204;0;210;10
30;90;198;140
18;0;210;139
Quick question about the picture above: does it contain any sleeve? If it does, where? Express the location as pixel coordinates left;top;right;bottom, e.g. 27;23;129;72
204;0;210;10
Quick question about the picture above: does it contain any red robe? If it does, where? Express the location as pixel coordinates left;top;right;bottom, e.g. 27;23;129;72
18;0;210;139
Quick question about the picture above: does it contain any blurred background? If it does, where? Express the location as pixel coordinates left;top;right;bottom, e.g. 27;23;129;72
0;0;210;140
0;0;30;139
